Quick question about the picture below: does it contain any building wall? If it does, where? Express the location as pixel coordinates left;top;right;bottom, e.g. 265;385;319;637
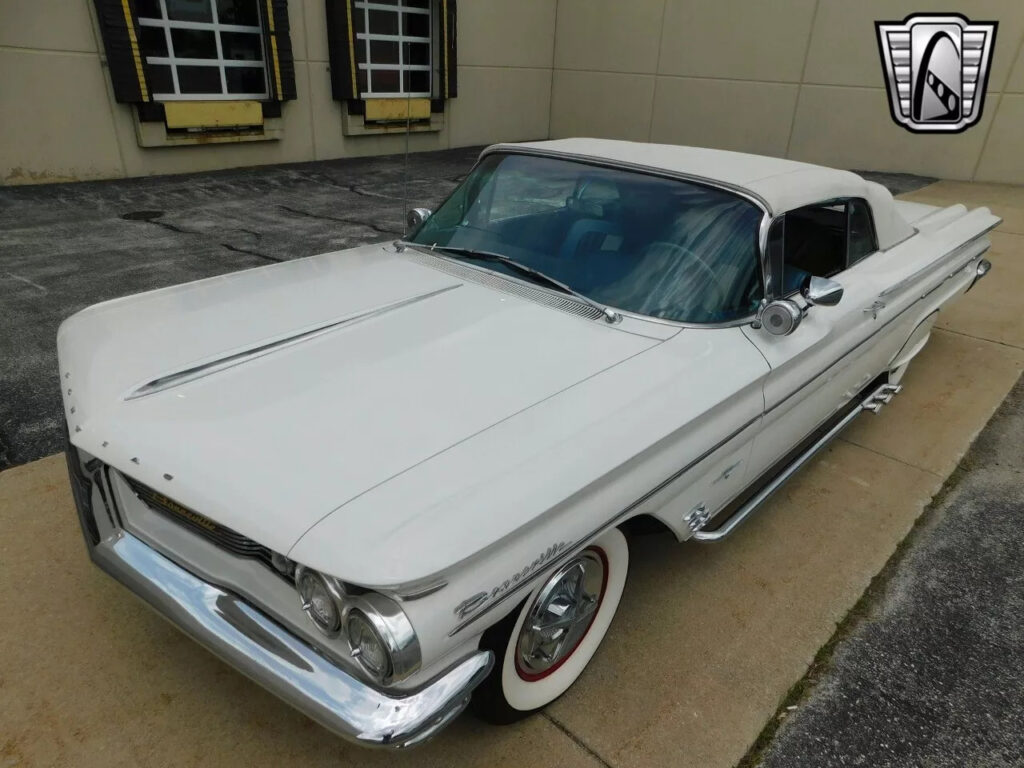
549;0;1024;184
0;0;555;184
3;0;1023;185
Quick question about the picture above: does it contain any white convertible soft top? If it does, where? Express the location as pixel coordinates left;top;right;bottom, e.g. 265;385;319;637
489;139;916;251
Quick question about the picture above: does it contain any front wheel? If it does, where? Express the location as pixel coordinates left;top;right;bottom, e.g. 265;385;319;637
471;527;629;724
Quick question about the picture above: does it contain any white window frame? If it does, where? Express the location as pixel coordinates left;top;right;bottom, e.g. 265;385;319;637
138;0;270;101
354;0;432;99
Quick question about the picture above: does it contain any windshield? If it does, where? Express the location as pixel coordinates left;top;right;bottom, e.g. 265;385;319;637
408;153;764;324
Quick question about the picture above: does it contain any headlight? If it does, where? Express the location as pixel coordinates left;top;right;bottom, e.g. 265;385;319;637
294;566;421;684
346;593;421;684
295;567;344;636
347;611;391;678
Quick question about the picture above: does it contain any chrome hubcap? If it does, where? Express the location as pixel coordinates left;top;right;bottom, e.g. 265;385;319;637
515;549;606;678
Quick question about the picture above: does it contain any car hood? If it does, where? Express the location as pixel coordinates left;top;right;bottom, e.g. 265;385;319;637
60;244;659;559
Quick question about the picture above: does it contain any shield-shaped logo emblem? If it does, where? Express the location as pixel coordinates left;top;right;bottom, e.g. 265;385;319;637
876;14;997;133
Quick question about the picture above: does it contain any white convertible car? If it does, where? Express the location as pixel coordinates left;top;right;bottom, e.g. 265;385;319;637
60;139;996;747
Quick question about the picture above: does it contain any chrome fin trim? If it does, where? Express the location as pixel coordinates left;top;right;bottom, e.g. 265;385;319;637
124;284;461;400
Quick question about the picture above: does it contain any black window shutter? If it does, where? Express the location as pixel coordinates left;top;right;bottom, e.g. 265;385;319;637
442;0;457;98
325;0;359;101
93;0;148;103
268;0;297;100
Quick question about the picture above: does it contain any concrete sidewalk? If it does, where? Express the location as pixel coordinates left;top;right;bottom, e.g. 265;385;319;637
1;166;1023;768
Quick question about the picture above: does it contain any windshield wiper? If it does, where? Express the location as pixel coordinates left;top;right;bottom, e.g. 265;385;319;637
402;243;620;324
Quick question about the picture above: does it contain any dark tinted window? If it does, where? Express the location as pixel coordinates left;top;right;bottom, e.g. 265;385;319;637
781;203;846;294
847;199;878;266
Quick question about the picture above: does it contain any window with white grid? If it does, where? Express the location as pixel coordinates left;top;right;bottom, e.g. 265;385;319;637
136;0;270;101
353;0;432;98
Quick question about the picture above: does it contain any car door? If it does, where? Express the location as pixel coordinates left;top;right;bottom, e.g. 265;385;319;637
741;199;900;483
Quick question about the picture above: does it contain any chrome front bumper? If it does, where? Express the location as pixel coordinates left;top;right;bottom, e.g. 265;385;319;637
69;455;492;748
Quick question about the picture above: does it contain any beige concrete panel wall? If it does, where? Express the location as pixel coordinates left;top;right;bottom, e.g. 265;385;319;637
459;0;556;68
650;77;798;156
448;67;552;147
112;65;317;177
804;1;1024;90
0;0;98;52
658;0;817;82
553;0;665;73
307;60;346;159
302;0;330;63
0;49;124;183
974;94;1024;182
549;70;656;141
286;0;310;62
335;122;451;158
1005;42;1024;92
788;85;997;180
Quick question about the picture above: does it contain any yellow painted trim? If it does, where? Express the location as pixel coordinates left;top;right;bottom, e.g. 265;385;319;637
164;101;263;130
345;0;358;97
121;0;149;101
264;0;283;99
441;0;449;99
364;98;431;122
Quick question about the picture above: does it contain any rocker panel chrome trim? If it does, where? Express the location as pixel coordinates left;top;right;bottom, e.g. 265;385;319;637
691;383;901;542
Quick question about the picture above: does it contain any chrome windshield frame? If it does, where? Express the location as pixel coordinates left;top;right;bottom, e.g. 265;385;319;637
415;147;775;330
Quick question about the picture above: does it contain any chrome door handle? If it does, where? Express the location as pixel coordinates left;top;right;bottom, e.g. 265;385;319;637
863;300;886;319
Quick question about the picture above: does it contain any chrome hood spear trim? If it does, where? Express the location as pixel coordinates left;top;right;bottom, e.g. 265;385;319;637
125;284;462;400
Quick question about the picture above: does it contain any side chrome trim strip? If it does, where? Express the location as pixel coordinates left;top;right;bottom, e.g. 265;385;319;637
692;383;901;542
879;226;997;297
763;241;990;418
125;284;461;400
448;411;762;636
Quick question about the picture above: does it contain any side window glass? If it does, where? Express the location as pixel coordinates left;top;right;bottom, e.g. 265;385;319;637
781;202;847;294
847;199;878;267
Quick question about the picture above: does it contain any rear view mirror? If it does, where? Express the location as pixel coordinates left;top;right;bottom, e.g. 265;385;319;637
802;276;844;307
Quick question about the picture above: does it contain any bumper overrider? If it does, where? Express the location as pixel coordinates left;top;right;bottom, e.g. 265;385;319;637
65;449;493;748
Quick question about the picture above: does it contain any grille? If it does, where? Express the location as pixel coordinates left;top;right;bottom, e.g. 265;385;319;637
401;249;606;321
123;476;275;568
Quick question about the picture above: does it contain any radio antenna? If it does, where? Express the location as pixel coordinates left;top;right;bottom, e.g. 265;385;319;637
402;39;412;233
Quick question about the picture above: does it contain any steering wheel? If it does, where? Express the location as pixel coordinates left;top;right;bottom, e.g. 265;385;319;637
643;241;729;318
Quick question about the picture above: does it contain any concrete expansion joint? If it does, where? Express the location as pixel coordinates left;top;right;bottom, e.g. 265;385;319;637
541;712;616;768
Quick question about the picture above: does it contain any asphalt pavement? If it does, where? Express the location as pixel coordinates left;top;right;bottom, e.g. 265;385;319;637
0;146;480;469
752;373;1024;767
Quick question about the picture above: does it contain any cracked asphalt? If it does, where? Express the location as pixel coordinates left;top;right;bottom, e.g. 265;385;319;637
0;145;480;469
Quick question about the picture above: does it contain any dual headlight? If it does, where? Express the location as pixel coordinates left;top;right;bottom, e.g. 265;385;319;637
295;566;420;684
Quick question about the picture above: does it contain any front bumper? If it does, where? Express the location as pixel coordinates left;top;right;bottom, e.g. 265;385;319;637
68;453;492;748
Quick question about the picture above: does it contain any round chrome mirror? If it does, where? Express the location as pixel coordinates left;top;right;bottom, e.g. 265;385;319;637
760;299;803;336
406;207;432;234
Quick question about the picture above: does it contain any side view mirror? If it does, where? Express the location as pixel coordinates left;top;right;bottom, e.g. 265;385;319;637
758;299;803;336
406;207;432;234
801;276;844;307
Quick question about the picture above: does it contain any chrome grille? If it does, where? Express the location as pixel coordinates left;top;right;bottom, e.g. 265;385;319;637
123;476;275;568
401;249;606;321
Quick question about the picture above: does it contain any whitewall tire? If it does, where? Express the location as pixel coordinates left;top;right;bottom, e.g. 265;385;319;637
471;527;629;723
